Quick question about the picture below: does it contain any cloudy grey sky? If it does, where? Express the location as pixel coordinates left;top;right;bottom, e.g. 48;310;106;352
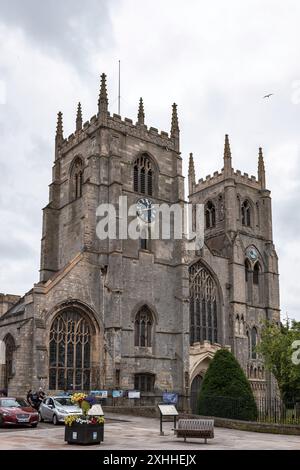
0;0;300;320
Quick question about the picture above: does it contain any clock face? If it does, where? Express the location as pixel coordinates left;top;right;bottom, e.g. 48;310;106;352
136;198;156;223
248;247;258;261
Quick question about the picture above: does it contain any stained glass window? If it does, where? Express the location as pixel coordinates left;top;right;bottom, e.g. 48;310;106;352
49;310;91;391
5;334;15;381
189;262;218;345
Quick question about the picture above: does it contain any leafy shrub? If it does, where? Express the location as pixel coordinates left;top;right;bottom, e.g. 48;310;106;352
198;349;258;421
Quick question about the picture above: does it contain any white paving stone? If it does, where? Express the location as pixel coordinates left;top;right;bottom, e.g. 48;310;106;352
0;414;299;450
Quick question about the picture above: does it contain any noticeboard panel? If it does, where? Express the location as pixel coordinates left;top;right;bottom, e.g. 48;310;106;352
158;404;178;416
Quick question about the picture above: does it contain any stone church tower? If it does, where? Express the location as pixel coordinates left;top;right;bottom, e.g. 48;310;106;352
0;74;190;402
0;74;280;412
188;136;280;410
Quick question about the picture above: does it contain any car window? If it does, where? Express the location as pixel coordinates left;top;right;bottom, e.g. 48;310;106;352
54;398;74;407
0;398;28;407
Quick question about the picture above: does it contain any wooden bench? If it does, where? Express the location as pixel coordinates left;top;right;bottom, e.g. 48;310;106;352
174;419;214;443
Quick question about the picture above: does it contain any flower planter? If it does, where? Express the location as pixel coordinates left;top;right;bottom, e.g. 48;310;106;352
65;422;104;445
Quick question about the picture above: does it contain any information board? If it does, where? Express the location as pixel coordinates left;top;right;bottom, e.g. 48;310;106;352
162;392;178;404
128;390;140;399
90;390;108;399
158;404;178;416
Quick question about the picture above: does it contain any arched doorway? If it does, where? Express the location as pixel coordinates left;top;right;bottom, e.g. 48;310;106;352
190;374;203;414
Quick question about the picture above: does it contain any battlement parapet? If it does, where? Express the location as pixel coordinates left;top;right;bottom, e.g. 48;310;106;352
192;167;261;194
59;111;175;154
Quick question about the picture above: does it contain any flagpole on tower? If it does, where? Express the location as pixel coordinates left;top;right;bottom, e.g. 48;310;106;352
118;59;121;115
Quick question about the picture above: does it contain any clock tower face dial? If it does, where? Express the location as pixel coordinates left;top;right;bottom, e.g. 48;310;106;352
136;198;156;223
248;247;258;261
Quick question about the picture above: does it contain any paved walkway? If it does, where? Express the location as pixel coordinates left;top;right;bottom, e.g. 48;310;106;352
0;414;299;450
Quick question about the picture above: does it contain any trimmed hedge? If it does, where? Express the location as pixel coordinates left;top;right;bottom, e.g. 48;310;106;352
198;349;258;421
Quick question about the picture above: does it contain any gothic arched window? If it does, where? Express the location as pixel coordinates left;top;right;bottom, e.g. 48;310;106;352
246;330;251;359
133;154;153;196
245;259;251;283
49;310;91;391
253;261;260;285
205;201;216;228
71;157;84;200
251;327;257;359
253;261;263;304
245;259;252;302
134;306;153;347
189;262;218;345
241;200;251;226
4;334;15;386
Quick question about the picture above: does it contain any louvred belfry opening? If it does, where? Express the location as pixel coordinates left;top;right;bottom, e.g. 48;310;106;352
133;154;153;196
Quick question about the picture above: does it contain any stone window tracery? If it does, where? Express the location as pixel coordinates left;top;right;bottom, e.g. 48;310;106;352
134;154;153;196
205;201;216;228
134;306;153;347
4;334;15;384
241;200;251;226
71;157;84;200
190;262;218;345
49;310;91;391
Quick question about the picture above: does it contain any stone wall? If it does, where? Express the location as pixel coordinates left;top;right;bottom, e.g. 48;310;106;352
0;294;20;319
179;413;300;436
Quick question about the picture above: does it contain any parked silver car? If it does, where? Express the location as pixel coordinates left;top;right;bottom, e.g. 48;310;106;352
39;396;81;425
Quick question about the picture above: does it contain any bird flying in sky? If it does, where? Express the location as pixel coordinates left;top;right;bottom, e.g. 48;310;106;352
263;93;274;98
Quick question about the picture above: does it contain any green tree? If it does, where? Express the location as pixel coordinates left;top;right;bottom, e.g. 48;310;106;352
198;349;257;421
257;320;300;403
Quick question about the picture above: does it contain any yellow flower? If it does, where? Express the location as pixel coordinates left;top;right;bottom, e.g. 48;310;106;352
64;415;78;426
71;392;87;404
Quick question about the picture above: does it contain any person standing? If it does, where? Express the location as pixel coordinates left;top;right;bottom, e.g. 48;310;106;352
37;387;46;408
26;389;34;406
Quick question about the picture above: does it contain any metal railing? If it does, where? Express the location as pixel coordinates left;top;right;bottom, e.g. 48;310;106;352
198;395;300;424
256;397;300;425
